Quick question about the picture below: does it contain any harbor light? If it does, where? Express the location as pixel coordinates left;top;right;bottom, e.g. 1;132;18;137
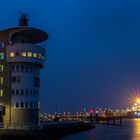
137;99;140;104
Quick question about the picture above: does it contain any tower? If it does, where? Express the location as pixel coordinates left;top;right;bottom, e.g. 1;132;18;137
0;15;48;128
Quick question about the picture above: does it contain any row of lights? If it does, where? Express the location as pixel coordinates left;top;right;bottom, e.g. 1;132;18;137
10;51;45;60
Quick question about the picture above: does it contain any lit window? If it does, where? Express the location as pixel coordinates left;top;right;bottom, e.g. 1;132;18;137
33;53;37;58
22;52;26;57
28;52;32;57
0;65;3;72
0;90;3;97
0;77;3;84
38;53;41;59
0;53;4;59
10;52;15;57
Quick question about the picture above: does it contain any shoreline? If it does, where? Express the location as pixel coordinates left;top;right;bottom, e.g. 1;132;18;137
0;122;95;140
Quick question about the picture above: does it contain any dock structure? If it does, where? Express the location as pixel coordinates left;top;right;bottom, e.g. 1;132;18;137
90;115;122;126
0;15;48;128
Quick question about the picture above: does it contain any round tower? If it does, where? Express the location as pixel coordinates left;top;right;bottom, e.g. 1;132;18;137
0;15;48;128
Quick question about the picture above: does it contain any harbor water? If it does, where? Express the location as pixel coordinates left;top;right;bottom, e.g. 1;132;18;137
62;119;140;140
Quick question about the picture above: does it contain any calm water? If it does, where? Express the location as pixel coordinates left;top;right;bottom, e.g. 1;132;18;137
62;119;140;140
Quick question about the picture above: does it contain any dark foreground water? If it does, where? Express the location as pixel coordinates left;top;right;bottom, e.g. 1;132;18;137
62;119;140;140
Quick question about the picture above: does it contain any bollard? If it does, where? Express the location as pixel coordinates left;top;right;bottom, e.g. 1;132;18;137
120;116;122;126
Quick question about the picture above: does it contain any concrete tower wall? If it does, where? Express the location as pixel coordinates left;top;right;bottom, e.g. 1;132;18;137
6;43;46;126
10;63;40;125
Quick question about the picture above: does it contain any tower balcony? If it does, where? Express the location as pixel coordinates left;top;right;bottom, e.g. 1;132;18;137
6;43;46;67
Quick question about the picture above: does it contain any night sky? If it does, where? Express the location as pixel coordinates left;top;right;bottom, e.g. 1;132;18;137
1;0;140;113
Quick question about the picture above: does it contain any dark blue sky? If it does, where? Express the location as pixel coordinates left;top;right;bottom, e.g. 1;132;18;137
1;0;140;112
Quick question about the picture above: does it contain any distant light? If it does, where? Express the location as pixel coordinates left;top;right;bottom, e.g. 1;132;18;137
28;52;32;57
137;99;140;103
33;53;37;58
90;109;94;114
134;112;137;115
22;52;26;57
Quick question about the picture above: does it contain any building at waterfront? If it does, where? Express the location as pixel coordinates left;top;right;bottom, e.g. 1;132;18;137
0;15;48;127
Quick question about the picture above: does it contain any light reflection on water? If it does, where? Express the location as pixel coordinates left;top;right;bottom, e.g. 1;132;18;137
62;119;140;140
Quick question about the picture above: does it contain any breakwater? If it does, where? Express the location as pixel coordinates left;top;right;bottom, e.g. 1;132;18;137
0;122;95;140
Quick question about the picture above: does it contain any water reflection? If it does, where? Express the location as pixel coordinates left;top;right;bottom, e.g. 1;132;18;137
62;119;140;140
132;119;140;139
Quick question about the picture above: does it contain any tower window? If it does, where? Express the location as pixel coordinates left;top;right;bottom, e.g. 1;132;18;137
16;103;19;108
30;90;32;95
0;77;3;84
25;65;28;72
28;52;32;57
33;53;37;58
0;53;4;59
20;102;24;108
33;77;40;87
16;89;19;95
22;52;26;57
21;89;24;95
0;65;3;72
26;89;28;95
25;102;28;108
38;53;41;59
12;76;16;82
12;76;21;83
12;65;15;71
0;90;3;97
21;65;24;72
16;52;20;56
16;65;19;70
30;102;33;108
12;89;14;95
10;52;15;57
